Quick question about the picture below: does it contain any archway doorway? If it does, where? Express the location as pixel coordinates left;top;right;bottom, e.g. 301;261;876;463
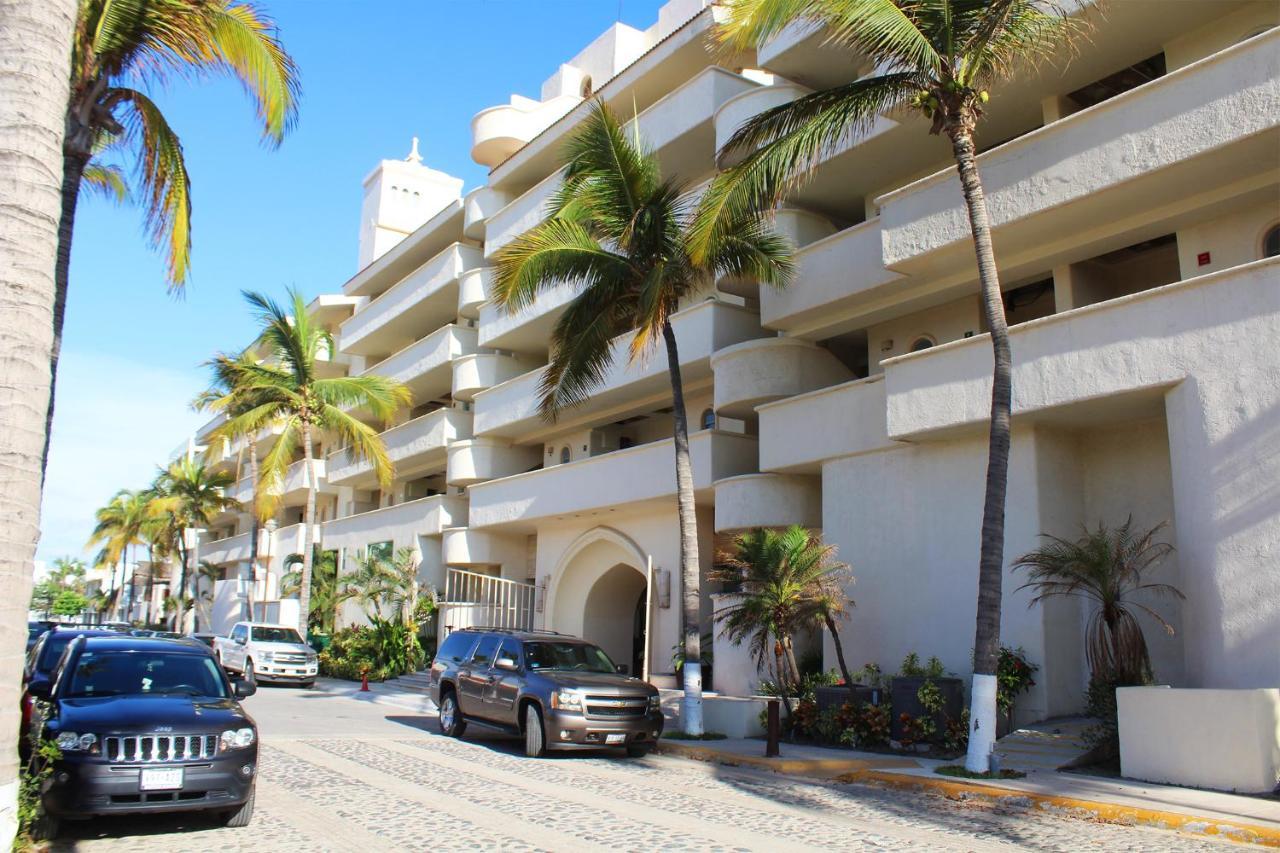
582;563;647;675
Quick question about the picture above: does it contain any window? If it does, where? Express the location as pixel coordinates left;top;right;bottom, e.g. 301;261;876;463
437;632;478;665
909;336;935;353
251;627;304;644
700;408;716;430
470;635;501;668
231;624;247;643
559;446;571;464
525;641;616;674
1263;223;1280;259
496;639;523;668
368;541;392;562
67;652;227;699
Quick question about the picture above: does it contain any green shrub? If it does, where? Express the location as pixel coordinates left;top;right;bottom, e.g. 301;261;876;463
319;616;424;682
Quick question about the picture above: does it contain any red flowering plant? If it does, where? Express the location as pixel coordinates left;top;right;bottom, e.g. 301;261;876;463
996;646;1038;726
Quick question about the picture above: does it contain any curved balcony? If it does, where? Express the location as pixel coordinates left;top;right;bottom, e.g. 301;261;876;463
711;337;854;419
320;495;466;553
713;473;822;533
471;94;582;168
758;374;890;474
366;323;476;404
720;208;837;298
463;186;514;241
452;352;538;403
200;531;254;567
441;527;525;568
714;82;811;168
446;438;543;487
457;268;489;320
326;407;473;487
340;243;483;356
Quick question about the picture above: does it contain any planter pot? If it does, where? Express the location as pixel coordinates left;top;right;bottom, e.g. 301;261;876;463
889;676;964;741
815;684;882;713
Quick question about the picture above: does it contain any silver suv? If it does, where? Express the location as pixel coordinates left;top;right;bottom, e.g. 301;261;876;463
428;629;664;757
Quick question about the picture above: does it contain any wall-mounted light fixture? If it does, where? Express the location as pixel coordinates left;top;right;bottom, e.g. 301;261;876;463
658;569;671;609
535;575;548;613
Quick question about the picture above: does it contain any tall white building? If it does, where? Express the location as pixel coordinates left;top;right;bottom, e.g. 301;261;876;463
188;0;1280;724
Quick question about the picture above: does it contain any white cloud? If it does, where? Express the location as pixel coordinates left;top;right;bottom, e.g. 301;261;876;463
37;349;206;563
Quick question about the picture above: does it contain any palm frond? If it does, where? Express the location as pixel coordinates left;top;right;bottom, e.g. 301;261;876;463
313;374;412;424
539;282;638;417
490;218;632;313
199;2;301;144
81;162;130;203
318;407;396;489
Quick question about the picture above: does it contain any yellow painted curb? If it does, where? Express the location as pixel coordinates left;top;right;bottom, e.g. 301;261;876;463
652;740;918;776
837;769;1280;849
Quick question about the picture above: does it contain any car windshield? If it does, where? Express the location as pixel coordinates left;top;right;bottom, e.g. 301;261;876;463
65;651;227;699
524;642;617;674
251;627;304;644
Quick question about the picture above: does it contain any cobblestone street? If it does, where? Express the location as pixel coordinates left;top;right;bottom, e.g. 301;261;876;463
51;682;1249;852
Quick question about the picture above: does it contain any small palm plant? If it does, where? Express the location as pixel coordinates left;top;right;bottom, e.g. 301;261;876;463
492;100;793;734
712;526;856;715
1014;517;1183;686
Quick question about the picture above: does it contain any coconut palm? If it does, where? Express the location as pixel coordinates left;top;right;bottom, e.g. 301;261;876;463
49;556;88;592
86;488;149;620
1015;518;1182;686
491;101;793;734
206;288;410;636
195;351;274;621
41;0;301;475
713;526;856;712
282;549;343;634
148;457;240;631
701;0;1080;770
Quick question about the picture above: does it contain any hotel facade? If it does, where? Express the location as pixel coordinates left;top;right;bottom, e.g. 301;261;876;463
184;0;1279;725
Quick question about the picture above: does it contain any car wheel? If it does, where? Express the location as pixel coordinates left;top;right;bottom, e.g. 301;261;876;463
438;690;466;738
244;659;255;683
222;785;255;828
30;808;59;840
625;745;650;758
300;680;315;689
524;703;546;758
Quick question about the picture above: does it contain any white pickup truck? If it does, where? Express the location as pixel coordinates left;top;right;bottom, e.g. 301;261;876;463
214;622;318;687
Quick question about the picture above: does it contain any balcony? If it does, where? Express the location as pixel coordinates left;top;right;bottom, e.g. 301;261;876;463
326;407;473;487
757;19;870;90
281;459;333;503
878;30;1280;276
441;527;526;568
341;199;465;299
320;494;466;553
711;337;854;419
469;430;759;531
759;217;903;334
882;258;1279;441
446;438;543;487
758;374;891;474
484;170;563;261
451;352;539;403
713;473;821;533
471;94;582;168
463;186;513;241
458;268;488;320
340;243;483;356
721;207;839;301
200;531;253;566
477;281;578;356
365;324;476;404
474;300;767;441
714;82;810;168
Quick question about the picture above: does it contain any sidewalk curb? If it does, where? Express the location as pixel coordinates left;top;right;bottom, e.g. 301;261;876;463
654;740;1280;848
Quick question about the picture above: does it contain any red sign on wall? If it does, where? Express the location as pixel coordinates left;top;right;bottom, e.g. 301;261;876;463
1197;251;1211;266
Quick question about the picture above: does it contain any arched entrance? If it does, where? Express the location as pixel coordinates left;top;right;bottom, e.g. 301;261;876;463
549;527;652;677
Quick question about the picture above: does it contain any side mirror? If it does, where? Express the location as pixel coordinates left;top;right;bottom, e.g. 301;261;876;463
233;678;257;699
234;636;246;646
495;657;517;672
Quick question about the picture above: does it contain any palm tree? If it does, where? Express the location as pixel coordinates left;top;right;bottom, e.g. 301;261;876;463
1015;518;1183;686
195;351;274;622
49;556;88;592
41;0;300;475
206;288;410;636
0;1;77;832
491;101;793;734
86;489;148;620
702;0;1080;770
282;549;344;634
147;457;240;631
713;526;856;712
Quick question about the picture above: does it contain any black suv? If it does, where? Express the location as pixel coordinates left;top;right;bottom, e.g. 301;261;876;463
429;629;664;758
27;636;259;838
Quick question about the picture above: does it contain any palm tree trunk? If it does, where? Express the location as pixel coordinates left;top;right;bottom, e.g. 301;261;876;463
782;635;802;692
144;543;156;625
188;531;201;632
39;147;88;480
297;421;317;637
245;444;260;622
173;528;189;632
773;639;793;718
821;612;858;705
0;0;77;841
662;319;703;736
948;123;1013;774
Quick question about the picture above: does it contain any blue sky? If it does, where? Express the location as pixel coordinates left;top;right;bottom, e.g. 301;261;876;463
39;0;668;563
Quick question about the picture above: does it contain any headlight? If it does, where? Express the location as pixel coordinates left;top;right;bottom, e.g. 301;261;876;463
220;727;256;750
550;690;582;711
648;694;661;712
55;731;97;752
306;652;318;663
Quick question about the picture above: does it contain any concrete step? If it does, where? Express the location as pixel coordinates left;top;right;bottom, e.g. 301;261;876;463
994;716;1095;770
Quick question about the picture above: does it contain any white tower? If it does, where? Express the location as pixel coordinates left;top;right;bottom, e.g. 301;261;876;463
357;137;464;269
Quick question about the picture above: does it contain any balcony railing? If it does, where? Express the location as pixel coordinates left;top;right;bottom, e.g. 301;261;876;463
319;494;467;553
326;407;472;486
440;569;534;633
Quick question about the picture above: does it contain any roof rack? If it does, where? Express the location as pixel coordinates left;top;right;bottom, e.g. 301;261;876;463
458;627;574;636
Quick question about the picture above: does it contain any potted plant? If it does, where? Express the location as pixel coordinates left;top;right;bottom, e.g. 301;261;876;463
672;634;713;692
889;653;964;742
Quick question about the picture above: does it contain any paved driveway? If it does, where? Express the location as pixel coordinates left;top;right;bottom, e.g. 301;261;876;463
53;681;1244;851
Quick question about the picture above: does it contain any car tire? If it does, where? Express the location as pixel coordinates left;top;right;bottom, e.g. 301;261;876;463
438;689;466;738
524;703;546;758
625;745;650;758
30;809;59;841
222;786;255;828
300;680;315;689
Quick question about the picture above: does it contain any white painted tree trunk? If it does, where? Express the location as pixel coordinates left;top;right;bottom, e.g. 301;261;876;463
0;0;77;843
966;673;999;772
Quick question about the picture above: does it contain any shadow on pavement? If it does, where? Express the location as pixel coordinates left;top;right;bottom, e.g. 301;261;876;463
49;811;228;849
381;714;646;762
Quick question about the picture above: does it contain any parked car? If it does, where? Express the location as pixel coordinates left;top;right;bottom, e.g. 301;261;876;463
27;620;55;652
23;627;123;745
188;633;219;649
26;635;258;838
213;622;318;687
428;629;663;758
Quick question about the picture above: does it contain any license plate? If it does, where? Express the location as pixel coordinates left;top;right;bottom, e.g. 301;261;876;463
605;733;627;745
140;768;184;791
